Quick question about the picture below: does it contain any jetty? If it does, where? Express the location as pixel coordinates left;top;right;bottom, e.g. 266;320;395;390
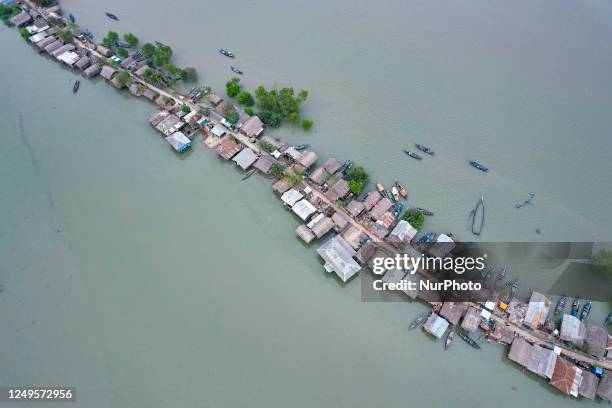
5;0;611;402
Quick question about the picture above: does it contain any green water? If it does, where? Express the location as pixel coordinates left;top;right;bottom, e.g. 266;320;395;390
1;0;611;406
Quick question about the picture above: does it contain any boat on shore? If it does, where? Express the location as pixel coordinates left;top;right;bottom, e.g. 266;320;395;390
394;181;407;198
105;12;118;21
415;143;434;155
409;313;429;329
404;150;422;160
416;207;433;216
445;330;454;350
242;169;256;180
554;295;567;315
230;65;243;75
571;298;580;317
72;80;80;93
376;182;385;196
219;48;234;58
294;144;309;150
580;301;592;321
456;329;481;349
469;160;488;172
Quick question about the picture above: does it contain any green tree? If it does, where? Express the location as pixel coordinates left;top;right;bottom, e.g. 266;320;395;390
114;71;132;89
345;166;368;194
164;63;180;77
254;84;309;126
223;102;239;125
19;27;29;40
257;140;276;153
180;67;197;82
258;110;281;127
57;29;73;43
244;107;255;116
237;91;254;106
102;31;119;48
142;68;166;86
181;105;191;114
116;47;129;58
225;77;241;97
289;173;303;184
123;33;138;47
302;119;313;130
271;163;286;178
141;43;155;59
401;209;426;230
153;44;173;66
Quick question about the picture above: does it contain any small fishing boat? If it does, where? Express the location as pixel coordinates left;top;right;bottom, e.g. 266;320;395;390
571;298;580;317
604;313;612;326
515;192;535;209
242;169;256;180
416;207;433;216
230;65;243;75
554;295;568;315
394;202;404;217
105;12;119;21
115;40;130;48
469;196;485;236
580;301;592;321
294;144;309;150
337;160;352;175
415;232;435;244
386;190;396;202
409;313;429;329
404;150;422;160
72;80;80;93
219;48;234;58
394;181;408;198
391;186;400;201
376;182;385;196
69;13;75;23
415;143;434;155
445;330;454;350
456;329;481;349
469;160;489;172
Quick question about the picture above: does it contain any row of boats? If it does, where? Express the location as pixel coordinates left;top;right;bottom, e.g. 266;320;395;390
555;296;595;322
218;49;245;75
403;143;489;172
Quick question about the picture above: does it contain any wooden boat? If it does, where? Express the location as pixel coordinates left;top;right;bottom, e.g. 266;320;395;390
391;186;400;201
242;169;256;180
416;207;433;216
115;40;130;48
469;196;485;236
376;182;385;196
230;65;243;75
294;144;309;150
571;298;580;317
69;13;75;23
554;295;567;315
386;190;395;202
337;160;353;174
456;329;481;349
515;192;535;209
604;313;612;326
72;80;80;93
394;181;408;198
409;313;429;329
469;160;488;172
445;330;454;350
105;12;119;21
394;202;404;217
404;150;422;160
580;301;592;321
219;48;234;58
415;143;434;155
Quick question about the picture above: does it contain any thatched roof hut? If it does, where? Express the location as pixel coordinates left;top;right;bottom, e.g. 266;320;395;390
309;216;334;239
331;212;349;232
272;177;295;194
323;158;341;173
308;166;328;185
296;225;316;244
100;65;117;81
369;197;392;220
240;115;264;138
253;153;276;174
74;56;91;70
296;150;318;169
331;178;350;198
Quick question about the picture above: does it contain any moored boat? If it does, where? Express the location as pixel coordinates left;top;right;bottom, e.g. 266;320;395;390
456;328;481;349
105;12;119;20
336;160;352;174
394;181;408;198
416;207;433;216
394;202;404;217
415;143;434;155
469;160;489;172
391;186;400;201
571;298;580;317
72;80;80;93
604;313;612;326
242;169;256;180
69;13;75;23
409;313;429;329
219;48;234;58
376;182;385;196
554;295;567;315
445;330;454;350
386;190;395;202
115;40;130;48
294;144;309;150
404;150;422;160
580;301;592;321
230;65;243;75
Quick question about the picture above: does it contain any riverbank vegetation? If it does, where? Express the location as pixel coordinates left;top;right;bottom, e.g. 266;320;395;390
345;166;368;194
0;3;20;26
401;209;426;230
123;33;138;47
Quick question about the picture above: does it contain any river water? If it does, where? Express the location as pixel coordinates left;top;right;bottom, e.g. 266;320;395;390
1;0;611;406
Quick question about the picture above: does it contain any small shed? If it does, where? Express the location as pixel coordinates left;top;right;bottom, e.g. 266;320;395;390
96;44;112;57
232;147;258;170
100;65;117;81
297;150;318;169
440;302;468;326
461;306;481;332
240;115;264;138
296;224;316;244
323;158;341;173
369;197;393;220
272;177;295;194
253;153;276;174
363;191;380;211
83;64;101;78
423;314;449;339
345;200;365;217
210;123;229;138
281;189;304;207
165;131;191;152
308;166;328;185
316;234;361;282
292;199;317;221
74;56;91;70
217;138;243;160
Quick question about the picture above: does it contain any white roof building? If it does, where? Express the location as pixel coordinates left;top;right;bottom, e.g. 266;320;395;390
524;292;551;329
284;146;302;161
292;199;317;221
165;131;191;152
210;123;228;137
281;189;303;207
316;234;361;282
232;147;258;170
28;32;47;43
423;314;449;339
560;314;586;345
57;51;80;66
389;220;418;243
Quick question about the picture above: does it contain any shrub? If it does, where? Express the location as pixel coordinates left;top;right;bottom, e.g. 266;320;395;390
225;77;241;97
237;91;254;106
302;119;313;130
116;47;129;58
